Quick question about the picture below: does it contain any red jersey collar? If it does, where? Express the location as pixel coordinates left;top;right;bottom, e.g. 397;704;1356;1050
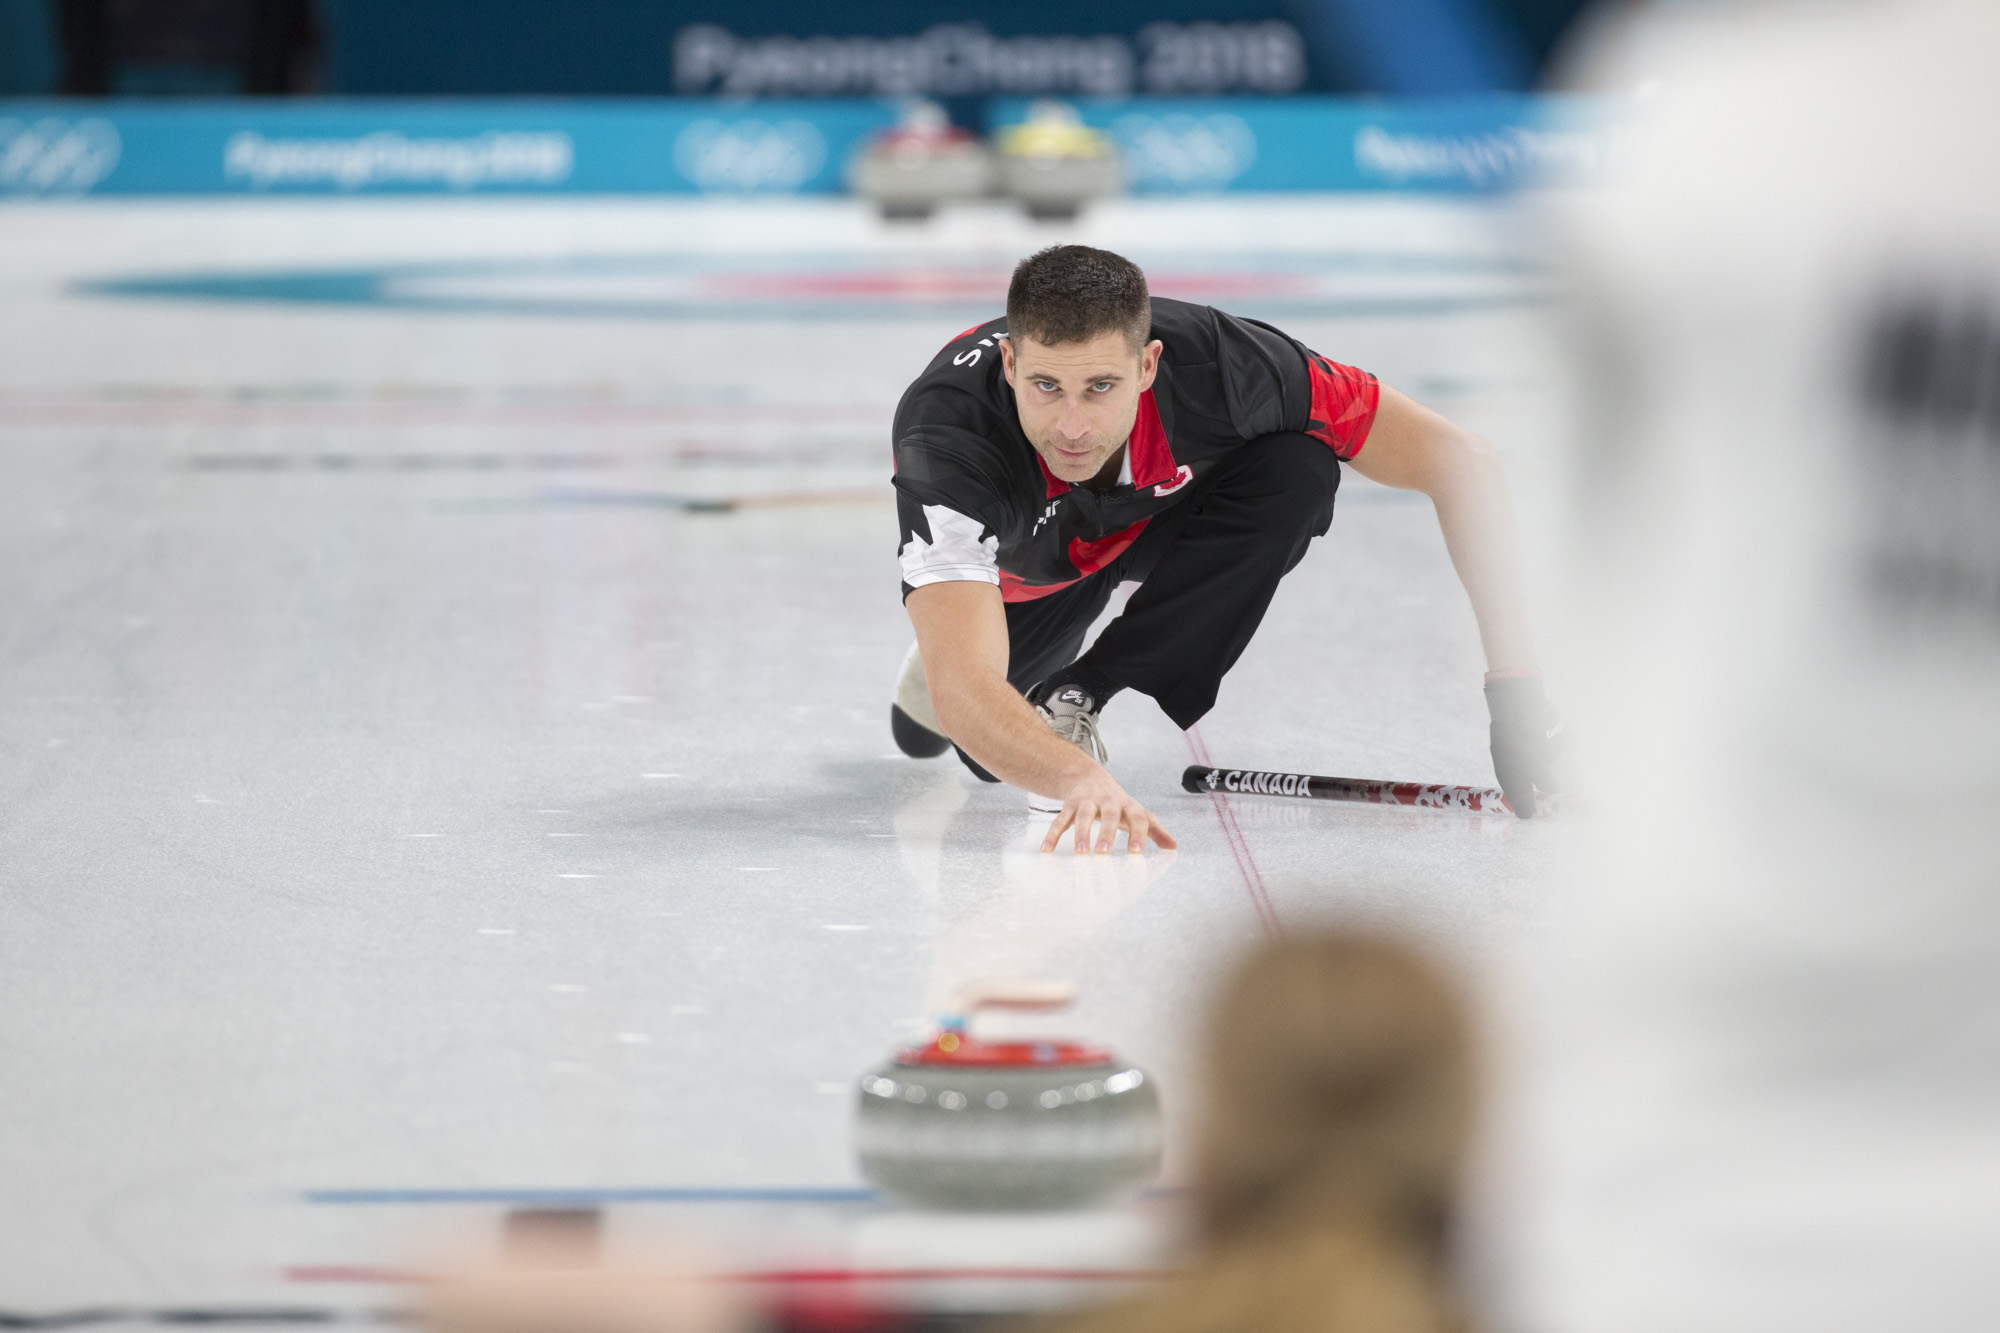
1125;389;1177;489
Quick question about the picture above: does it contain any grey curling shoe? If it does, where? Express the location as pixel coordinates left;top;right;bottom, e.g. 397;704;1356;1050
854;981;1162;1211
1024;683;1109;815
890;642;951;759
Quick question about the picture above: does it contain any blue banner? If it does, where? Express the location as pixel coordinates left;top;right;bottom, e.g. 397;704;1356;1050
0;100;901;197
0;97;1613;198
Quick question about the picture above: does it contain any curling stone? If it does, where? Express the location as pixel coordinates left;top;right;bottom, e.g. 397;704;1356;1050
854;981;1162;1211
848;100;996;221
995;101;1122;222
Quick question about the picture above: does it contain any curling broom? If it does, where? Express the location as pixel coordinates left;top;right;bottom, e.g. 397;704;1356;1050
1181;765;1569;817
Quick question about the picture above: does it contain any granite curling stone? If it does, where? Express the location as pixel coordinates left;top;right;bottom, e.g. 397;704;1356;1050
854;982;1162;1210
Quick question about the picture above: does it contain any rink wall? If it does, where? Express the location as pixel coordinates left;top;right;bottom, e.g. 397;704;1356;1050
0;97;1611;199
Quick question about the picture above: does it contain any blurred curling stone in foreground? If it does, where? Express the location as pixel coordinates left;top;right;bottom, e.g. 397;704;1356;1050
856;980;1162;1210
848;100;995;221
997;102;1122;222
1501;2;2000;1330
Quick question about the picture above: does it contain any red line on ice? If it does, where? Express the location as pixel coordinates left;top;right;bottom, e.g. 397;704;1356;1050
0;403;887;427
285;1264;1169;1285
1184;725;1281;940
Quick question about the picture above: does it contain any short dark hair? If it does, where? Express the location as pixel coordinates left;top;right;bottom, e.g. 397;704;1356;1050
1006;245;1151;351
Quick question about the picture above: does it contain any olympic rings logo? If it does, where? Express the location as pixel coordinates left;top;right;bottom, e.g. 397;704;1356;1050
672;118;826;193
0;118;122;195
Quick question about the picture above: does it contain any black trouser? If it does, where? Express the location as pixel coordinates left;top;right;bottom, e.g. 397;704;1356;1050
1005;432;1341;729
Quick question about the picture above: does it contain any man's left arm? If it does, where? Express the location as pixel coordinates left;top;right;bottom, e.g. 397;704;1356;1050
1343;385;1565;814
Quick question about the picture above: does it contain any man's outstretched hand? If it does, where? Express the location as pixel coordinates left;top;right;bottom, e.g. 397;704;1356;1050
1486;675;1567;818
1039;769;1178;855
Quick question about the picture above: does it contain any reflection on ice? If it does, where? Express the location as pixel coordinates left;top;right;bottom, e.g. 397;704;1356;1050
894;767;1178;1020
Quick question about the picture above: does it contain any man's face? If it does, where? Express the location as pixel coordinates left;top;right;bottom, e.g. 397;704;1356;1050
1002;329;1163;486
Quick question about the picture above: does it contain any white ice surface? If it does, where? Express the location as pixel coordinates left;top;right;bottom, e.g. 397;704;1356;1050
0;195;1574;1313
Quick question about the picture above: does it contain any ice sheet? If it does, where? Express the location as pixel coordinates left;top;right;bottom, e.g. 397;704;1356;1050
0;194;1572;1313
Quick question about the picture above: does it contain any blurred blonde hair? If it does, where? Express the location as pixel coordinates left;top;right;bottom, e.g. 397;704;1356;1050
1031;933;1475;1333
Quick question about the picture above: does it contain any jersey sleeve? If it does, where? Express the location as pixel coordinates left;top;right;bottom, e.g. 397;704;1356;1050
897;495;1000;593
1295;348;1380;459
1209;309;1380;459
892;424;1014;600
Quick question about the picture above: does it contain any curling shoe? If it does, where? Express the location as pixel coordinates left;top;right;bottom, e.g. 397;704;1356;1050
890;642;952;759
1024;681;1109;814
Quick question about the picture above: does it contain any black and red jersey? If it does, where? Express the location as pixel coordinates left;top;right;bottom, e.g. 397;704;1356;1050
892;297;1378;602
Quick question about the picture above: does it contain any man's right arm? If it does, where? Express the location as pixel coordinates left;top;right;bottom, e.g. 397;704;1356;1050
905;580;1175;855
